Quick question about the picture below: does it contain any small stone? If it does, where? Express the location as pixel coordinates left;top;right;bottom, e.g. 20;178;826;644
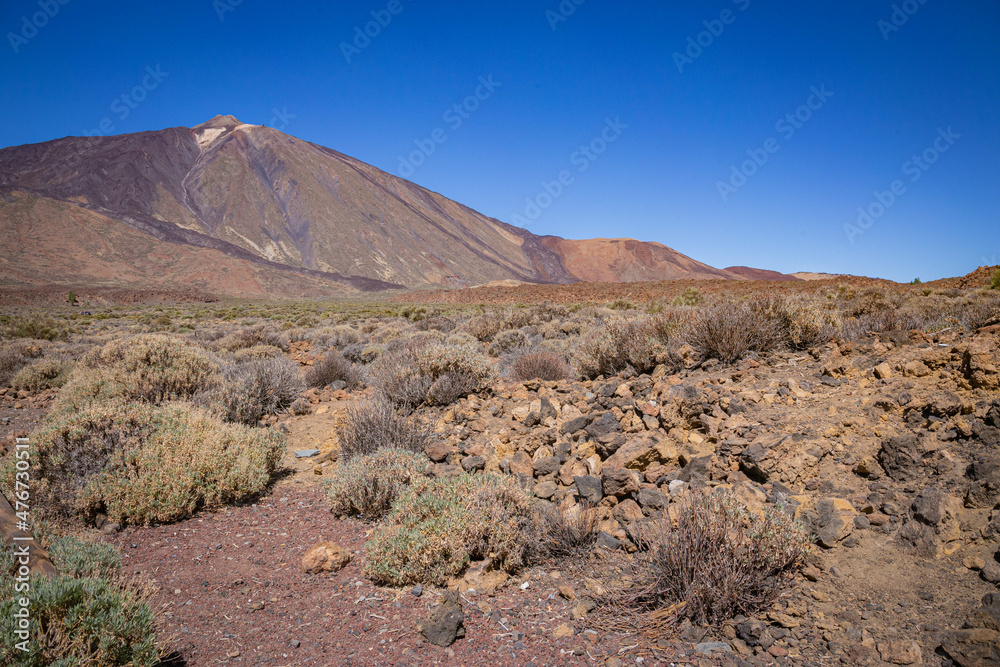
228;649;241;658
552;623;575;638
558;585;576;600
965;556;987;571
874;363;893;380
290;639;301;648
877;639;923;664
411;584;423;597
694;641;732;655
301;542;352;574
980;562;1000;584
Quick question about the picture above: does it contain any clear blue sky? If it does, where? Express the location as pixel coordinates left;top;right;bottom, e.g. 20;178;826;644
2;0;998;282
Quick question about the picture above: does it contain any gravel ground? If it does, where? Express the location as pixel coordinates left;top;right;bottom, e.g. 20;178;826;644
107;482;752;667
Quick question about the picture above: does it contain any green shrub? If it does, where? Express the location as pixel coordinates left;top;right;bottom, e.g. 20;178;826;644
10;358;71;392
51;334;218;416
336;395;430;459
14;401;284;525
992;269;1000;290
325;449;429;520
48;535;122;580
0;537;159;666
671;288;702;307
620;491;808;625
0;315;70;341
364;474;534;586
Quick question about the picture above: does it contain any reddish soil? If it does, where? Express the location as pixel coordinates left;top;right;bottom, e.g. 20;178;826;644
108;482;728;667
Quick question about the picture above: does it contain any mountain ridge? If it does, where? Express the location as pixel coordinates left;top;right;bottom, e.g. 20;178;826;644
0;117;794;296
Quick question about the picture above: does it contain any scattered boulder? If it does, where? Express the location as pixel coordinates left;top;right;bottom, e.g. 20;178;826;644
793;497;857;548
417;591;466;647
879;434;925;482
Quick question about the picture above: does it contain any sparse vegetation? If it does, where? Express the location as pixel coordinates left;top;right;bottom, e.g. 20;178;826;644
18;400;284;525
325;449;429;520
532;501;599;561
992;268;1000;290
207;356;305;425
336;395;431;459
508;347;572;381
10;358;71;391
0;536;159;666
618;491;808;626
364;473;535;586
305;349;362;389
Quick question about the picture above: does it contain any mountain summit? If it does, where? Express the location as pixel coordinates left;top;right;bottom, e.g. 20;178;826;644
0;118;765;296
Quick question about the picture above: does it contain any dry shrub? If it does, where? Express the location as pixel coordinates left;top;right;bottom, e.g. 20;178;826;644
575;312;686;378
216;324;289;352
532;501;599;560
620;491;808;625
11;358;71;391
313;324;362;349
955;294;1000;331
364;473;534;586
366;343;433;409
231;343;285;362
208;356;305;425
305;349;362;389
336;395;430;458
509;347;571;381
488;329;529;357
16;400;284;525
688;295;790;364
0;340;42;386
840;309;921;340
463;314;504;342
368;341;496;408
325;449;429;520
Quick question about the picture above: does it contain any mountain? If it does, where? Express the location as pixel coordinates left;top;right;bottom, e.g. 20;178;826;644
542;237;734;282
0;116;766;296
724;266;802;282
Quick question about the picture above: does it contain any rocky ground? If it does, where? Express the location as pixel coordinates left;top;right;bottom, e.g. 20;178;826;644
5;319;1000;666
